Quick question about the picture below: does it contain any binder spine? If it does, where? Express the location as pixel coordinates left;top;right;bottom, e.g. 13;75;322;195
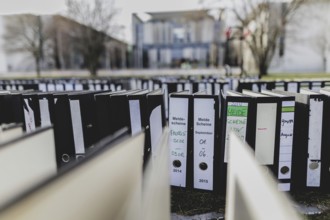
169;96;190;188
224;102;249;163
278;101;295;191
306;97;323;187
192;97;216;190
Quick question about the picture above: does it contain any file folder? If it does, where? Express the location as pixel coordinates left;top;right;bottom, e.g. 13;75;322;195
262;90;296;191
192;91;219;191
169;91;192;188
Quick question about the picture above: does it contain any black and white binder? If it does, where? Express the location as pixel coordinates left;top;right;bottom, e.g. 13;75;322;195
95;90;138;141
37;93;53;128
22;92;42;132
169;91;192;188
275;89;327;191
95;90;127;141
262;90;296;192
242;90;281;178
285;81;299;93
68;91;100;160
192;91;219;191
127;90;149;136
144;90;165;162
220;91;253;193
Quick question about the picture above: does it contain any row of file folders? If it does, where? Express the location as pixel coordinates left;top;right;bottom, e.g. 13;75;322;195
169;88;330;193
0;89;166;169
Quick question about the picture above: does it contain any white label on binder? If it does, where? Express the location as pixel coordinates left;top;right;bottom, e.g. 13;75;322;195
184;83;191;92
308;98;323;160
95;84;102;91
307;159;321;187
193;98;215;190
287;82;298;92
69;100;85;154
143;82;148;90
278;183;290;191
255;103;277;165
278;101;295;180
39;99;51;127
306;98;323;187
198;83;206;91
55;84;64;91
214;84;220;95
47;84;55;91
169;97;189;187
312;82;322;92
110;84;116;91
103;84;109;91
224;102;248;163
75;84;83;91
88;84;95;91
177;84;183;92
137;80;142;89
150;105;163;156
276;83;285;91
129;100;142;136
154;83;160;90
38;83;47;92
223;84;229;95
206;83;212;95
65;84;74;91
23;99;36;132
252;84;259;92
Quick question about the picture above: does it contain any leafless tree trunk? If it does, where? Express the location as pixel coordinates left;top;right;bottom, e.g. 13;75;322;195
3;15;45;77
66;0;118;77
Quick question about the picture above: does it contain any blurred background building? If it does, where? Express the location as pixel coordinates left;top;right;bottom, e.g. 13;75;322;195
132;9;226;69
0;14;129;73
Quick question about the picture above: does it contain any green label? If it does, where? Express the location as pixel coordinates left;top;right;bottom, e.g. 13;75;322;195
282;106;295;112
227;105;248;117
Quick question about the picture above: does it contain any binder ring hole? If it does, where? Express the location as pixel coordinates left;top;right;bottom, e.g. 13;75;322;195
62;154;70;163
280;166;290;174
309;162;319;170
199;162;208;171
76;155;85;161
173;160;181;168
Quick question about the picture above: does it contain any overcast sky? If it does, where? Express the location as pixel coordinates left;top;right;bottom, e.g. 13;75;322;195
0;0;215;42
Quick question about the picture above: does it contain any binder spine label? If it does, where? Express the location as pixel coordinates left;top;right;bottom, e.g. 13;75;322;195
278;101;295;191
224;102;248;163
287;82;298;92
169;97;189;187
150;106;163;156
129;100;142;136
69;100;85;154
39;99;52;127
255;103;277;165
306;98;323;187
193;98;215;190
23;99;36;132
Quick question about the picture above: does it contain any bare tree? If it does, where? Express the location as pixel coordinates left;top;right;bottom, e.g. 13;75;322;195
3;15;45;77
216;0;306;76
235;0;307;76
66;0;118;76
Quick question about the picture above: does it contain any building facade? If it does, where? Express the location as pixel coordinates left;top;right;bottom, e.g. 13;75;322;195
0;14;129;74
132;10;226;69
